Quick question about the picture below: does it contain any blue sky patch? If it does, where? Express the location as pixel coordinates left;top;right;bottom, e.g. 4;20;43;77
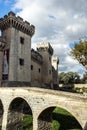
48;15;56;19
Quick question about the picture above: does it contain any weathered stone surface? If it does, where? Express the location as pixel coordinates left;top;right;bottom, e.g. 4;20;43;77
0;87;87;130
0;12;59;88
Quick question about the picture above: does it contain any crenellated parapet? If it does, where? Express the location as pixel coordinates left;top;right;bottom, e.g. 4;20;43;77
0;37;7;51
31;49;43;64
0;11;35;36
37;42;53;55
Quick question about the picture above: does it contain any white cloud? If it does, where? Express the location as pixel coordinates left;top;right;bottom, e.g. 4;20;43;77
66;24;81;33
12;0;87;75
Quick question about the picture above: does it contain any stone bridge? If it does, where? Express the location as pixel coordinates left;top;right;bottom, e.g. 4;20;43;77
0;87;87;130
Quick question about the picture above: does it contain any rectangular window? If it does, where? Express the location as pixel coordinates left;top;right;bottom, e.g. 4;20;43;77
19;58;24;66
49;70;51;74
20;37;24;44
31;65;33;70
49;57;51;62
38;68;40;73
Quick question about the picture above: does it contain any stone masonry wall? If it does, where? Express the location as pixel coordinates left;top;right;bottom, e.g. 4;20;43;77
0;87;87;130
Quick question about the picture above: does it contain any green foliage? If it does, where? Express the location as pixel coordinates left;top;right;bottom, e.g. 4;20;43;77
70;40;87;69
74;87;87;93
82;87;87;93
52;107;82;130
22;108;82;130
52;120;60;130
59;72;80;84
74;87;82;93
23;115;33;130
82;72;87;83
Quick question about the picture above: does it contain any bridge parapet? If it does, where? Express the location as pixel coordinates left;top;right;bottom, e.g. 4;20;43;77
0;87;87;130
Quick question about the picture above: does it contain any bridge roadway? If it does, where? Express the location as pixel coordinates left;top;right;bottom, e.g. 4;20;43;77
0;87;87;130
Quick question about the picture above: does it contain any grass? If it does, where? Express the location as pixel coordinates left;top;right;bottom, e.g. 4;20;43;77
52;107;82;130
52;120;60;130
22;115;33;130
22;107;82;130
0;107;82;130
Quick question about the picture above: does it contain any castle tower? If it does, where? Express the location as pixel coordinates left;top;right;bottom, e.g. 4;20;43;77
37;42;53;88
0;11;35;86
52;56;59;86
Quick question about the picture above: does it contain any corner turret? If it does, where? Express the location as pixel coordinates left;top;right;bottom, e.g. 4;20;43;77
37;42;53;55
52;56;59;87
0;11;35;36
36;42;53;88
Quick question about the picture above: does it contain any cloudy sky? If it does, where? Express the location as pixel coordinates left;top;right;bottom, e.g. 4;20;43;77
0;0;87;76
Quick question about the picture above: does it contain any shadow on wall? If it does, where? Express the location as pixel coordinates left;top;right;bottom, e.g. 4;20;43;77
84;122;87;130
38;106;82;130
7;97;33;130
52;107;82;130
0;100;3;130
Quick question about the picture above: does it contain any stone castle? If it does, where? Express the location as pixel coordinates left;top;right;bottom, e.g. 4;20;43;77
0;11;59;88
0;12;87;130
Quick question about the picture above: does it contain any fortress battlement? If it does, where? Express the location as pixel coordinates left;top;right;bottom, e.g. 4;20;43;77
0;11;35;36
37;42;53;55
31;49;43;64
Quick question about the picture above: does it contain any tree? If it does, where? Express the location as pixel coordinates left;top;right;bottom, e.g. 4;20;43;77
59;72;80;84
82;72;87;83
70;40;87;69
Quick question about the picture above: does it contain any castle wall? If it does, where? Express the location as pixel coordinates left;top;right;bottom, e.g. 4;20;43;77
2;27;31;82
0;52;3;81
51;56;59;86
0;37;8;81
40;51;52;84
31;59;42;87
37;43;53;87
18;31;31;82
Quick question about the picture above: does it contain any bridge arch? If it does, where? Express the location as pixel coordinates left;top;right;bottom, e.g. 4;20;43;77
7;97;33;130
37;105;82;130
0;99;4;130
